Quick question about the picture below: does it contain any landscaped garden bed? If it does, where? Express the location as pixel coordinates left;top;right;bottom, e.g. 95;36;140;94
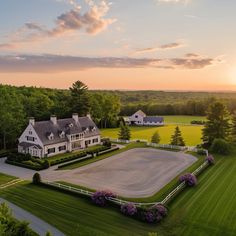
5;152;49;170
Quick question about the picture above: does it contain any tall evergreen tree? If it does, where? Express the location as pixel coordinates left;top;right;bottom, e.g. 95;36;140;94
231;112;236;143
151;131;160;144
202;101;231;146
70;80;90;116
118;123;131;140
170;126;185;146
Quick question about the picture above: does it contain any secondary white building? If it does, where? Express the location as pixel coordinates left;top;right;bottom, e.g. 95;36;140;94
18;114;101;158
127;110;164;126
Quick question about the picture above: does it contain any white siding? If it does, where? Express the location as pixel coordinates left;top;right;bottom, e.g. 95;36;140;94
18;124;43;147
44;142;68;157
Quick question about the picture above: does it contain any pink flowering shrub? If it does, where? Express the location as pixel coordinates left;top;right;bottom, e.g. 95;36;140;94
179;173;197;186
91;190;116;206
120;203;137;216
206;155;215;165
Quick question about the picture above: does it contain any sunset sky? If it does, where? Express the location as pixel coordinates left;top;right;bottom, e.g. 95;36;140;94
0;0;236;90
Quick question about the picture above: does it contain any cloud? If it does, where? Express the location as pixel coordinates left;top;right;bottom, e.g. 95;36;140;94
135;42;184;54
0;53;220;73
0;0;115;48
0;43;16;50
156;0;190;4
160;42;184;49
185;53;200;58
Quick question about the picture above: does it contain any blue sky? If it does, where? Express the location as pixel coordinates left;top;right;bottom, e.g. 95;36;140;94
0;0;236;90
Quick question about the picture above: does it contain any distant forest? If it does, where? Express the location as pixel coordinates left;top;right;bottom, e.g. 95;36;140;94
94;90;236;116
1;83;236;149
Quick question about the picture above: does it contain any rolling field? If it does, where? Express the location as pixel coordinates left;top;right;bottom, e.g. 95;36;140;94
0;172;17;185
101;124;203;146
162;115;206;124
0;149;236;235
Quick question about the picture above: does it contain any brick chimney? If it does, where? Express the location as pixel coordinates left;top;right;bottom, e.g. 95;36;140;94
29;117;35;126
72;113;79;122
50;115;57;125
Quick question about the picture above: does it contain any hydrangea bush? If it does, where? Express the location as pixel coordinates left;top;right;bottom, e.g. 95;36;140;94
120;203;137;216
206;155;215;165
140;204;168;223
151;204;168;217
179;173;197;186
91;190;116;206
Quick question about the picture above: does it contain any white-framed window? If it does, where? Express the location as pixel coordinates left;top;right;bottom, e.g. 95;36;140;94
26;136;35;142
48;133;54;140
93;138;98;143
59;145;66;151
48;148;55;154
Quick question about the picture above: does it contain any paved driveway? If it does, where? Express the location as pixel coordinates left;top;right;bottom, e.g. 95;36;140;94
0;198;65;236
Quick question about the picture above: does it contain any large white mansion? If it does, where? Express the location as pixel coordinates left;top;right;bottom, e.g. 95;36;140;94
18;114;101;158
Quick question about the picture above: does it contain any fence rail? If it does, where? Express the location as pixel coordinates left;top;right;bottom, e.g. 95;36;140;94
45;160;209;207
46;182;93;196
110;139;208;155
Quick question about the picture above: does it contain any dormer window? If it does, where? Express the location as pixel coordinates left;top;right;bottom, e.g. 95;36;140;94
59;131;65;138
69;123;73;128
47;132;54;140
92;127;96;132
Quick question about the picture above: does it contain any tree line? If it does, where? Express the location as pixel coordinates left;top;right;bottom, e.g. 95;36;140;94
0;81;120;149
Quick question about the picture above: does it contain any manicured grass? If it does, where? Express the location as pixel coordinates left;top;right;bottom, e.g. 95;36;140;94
1;149;236;235
162;115;206;124
59;142;146;170
168;148;236;236
0;182;162;236
101;124;203;146
0;172;17;185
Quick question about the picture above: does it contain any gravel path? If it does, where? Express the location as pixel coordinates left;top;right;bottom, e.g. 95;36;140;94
0;198;65;236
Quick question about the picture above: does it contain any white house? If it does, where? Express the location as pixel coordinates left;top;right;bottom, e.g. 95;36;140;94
128;110;164;126
18;113;101;158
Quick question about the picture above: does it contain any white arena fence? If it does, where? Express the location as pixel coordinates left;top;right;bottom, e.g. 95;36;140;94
45;158;210;207
110;138;208;155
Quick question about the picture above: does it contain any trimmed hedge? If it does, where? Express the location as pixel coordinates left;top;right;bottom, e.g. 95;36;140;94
86;146;111;155
97;147;119;156
6;152;49;170
57;155;93;169
5;160;46;171
191;120;205;125
49;152;87;166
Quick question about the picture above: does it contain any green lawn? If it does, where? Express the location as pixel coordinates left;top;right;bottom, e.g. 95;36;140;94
0;182;162;236
168;148;236;236
101;125;203;146
0;148;236;236
0;172;17;185
162;115;206;124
